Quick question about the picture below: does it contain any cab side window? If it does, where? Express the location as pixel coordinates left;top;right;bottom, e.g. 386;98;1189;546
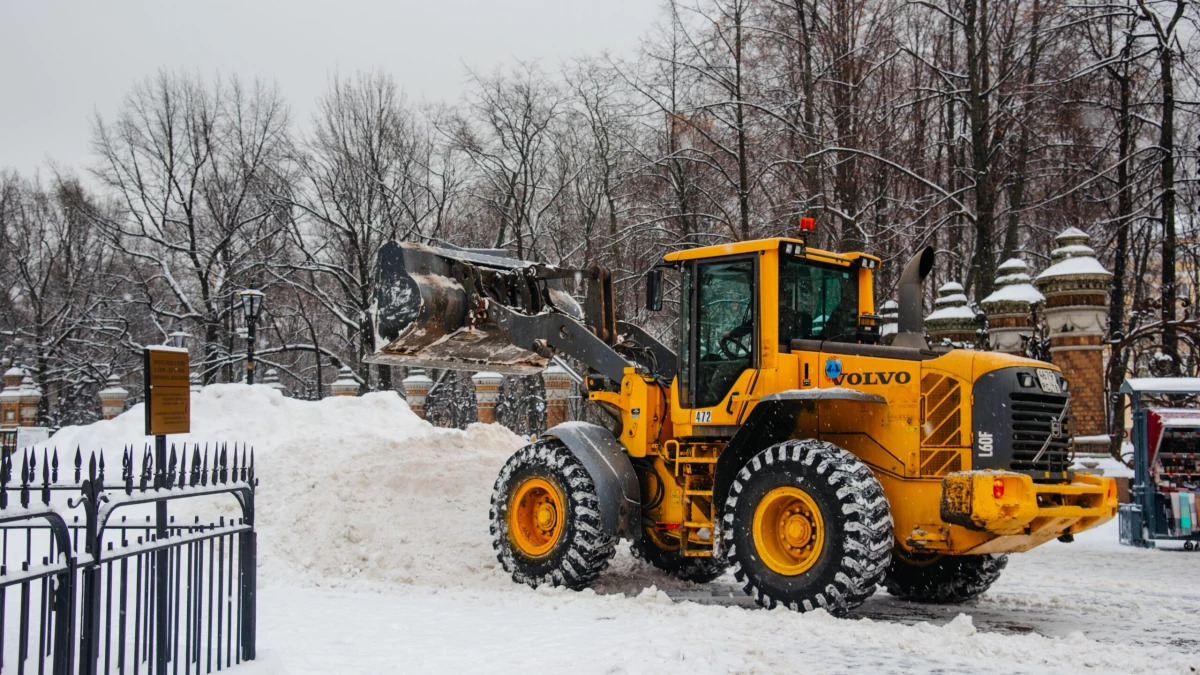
694;259;755;408
779;258;857;345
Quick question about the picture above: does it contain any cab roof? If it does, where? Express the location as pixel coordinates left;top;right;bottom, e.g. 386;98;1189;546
662;237;881;267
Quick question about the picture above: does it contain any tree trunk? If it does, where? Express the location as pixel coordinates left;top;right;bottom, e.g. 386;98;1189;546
1159;43;1179;375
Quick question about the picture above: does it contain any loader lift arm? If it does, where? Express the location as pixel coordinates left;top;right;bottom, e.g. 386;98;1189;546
489;301;630;383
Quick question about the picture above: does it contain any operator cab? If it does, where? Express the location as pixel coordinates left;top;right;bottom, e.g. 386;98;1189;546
659;238;880;434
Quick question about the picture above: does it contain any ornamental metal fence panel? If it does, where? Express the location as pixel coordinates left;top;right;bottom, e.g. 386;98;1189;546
0;443;256;675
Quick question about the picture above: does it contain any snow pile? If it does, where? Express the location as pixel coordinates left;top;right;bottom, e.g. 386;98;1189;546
41;384;528;587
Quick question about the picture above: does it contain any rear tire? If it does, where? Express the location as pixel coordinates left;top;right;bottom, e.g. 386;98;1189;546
723;440;892;615
631;529;727;583
489;439;616;590
882;552;1007;603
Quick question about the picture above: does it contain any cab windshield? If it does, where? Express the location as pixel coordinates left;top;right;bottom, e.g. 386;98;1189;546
779;257;858;344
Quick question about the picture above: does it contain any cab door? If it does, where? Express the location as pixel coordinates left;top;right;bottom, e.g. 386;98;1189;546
674;255;758;435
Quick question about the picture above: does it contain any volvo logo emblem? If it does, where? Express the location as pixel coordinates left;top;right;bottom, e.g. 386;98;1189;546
1050;419;1063;439
824;358;843;382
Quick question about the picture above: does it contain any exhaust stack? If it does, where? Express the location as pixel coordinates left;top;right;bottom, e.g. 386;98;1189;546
893;247;935;350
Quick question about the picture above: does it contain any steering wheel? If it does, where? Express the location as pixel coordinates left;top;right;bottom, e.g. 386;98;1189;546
720;331;751;360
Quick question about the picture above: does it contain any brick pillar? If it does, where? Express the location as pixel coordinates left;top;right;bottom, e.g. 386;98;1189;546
18;375;41;427
980;258;1044;354
541;365;572;429
98;374;130;420
1035;227;1112;453
924;281;977;348
402;369;433;419
331;365;359;397
0;366;24;429
472;372;503;425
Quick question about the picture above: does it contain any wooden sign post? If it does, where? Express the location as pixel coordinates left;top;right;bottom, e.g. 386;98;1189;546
143;345;190;675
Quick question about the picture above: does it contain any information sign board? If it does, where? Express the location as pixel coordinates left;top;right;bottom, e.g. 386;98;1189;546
144;346;191;435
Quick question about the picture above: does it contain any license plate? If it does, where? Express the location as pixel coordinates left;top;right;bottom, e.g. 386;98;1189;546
1036;369;1061;393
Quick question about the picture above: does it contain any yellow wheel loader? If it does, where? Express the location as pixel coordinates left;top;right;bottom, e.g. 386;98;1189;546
369;235;1118;615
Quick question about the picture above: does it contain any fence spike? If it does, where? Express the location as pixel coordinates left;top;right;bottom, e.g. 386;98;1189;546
202;444;209;486
124;446;133;495
140;445;151;492
98;449;106;486
219;444;228;484
169;445;178;489
191;445;201;487
51;447;58;483
88;452;97;485
232;446;239;484
41;448;50;505
1;452;10;509
74;446;82;483
20;449;30;508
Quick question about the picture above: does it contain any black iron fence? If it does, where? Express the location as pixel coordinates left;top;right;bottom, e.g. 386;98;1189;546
0;443;256;675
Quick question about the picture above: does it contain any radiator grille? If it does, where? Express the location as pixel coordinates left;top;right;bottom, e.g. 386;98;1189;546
922;373;963;447
1009;392;1071;474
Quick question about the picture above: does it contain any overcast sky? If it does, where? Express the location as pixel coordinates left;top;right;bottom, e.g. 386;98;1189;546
0;0;659;177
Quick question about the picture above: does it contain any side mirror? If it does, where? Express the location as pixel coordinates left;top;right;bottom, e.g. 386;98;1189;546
645;269;663;311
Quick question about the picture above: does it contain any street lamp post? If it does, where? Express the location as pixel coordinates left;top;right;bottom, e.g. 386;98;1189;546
238;290;266;384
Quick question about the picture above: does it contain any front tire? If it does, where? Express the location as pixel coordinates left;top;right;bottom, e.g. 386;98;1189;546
489;439;616;589
882;552;1007;603
723;440;892;615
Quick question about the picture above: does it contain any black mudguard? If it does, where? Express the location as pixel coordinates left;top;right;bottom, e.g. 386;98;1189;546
712;388;888;524
543;422;642;539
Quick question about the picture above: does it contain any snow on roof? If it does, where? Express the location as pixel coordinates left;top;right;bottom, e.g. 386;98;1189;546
925;305;977;321
996;258;1030;274
1120;377;1200;394
934;293;969;307
1037;255;1111;279
980;283;1044;306
1056;226;1089;242
402;371;434;384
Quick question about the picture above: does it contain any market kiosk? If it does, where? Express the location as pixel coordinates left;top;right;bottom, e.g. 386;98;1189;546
1119;378;1200;549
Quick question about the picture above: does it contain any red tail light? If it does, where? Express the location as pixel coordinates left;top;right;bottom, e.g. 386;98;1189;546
993;478;1005;499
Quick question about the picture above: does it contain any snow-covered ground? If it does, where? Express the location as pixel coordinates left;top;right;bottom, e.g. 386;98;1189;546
41;385;1200;674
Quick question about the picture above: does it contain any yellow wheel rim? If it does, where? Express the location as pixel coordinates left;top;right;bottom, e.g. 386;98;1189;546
752;486;825;576
508;477;565;558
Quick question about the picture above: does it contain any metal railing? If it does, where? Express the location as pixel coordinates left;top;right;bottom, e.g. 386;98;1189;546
0;444;256;675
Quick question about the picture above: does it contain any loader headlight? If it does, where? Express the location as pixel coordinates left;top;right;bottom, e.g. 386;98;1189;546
1017;372;1036;388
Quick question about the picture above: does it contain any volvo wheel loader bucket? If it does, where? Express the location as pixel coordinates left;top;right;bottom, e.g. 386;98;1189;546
367;241;583;375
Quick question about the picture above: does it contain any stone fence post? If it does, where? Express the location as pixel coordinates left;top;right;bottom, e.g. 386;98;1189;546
472;372;503;424
980;258;1044;354
402;369;433;419
542;365;572;428
1034;227;1112;453
924;282;977;348
98;374;130;420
